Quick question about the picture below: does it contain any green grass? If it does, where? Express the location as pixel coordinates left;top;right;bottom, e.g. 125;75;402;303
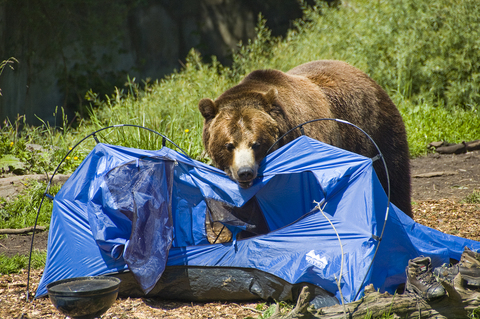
0;251;46;275
462;191;480;204
0;180;61;230
2;0;480;165
84;56;226;160
398;99;480;157
80;0;480;159
0;112;89;175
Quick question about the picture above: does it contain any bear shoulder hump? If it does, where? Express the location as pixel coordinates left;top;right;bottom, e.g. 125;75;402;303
243;69;288;84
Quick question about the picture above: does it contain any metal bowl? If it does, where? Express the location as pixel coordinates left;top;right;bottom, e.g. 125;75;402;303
47;276;121;319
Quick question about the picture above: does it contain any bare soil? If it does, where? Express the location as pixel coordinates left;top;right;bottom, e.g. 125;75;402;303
411;150;480;201
1;150;479;318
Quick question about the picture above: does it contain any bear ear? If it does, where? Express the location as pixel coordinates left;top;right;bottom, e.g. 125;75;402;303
262;88;278;112
198;98;218;121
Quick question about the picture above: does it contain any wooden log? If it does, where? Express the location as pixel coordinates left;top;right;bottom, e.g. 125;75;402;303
467;140;480;151
276;275;480;319
0;226;46;234
413;171;457;178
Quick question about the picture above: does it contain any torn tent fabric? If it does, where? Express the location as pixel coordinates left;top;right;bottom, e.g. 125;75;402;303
36;136;480;305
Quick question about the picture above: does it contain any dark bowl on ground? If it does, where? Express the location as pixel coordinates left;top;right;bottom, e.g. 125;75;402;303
46;276;121;319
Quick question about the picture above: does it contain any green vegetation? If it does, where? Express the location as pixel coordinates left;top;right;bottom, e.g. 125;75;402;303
1;0;480;295
0;251;46;275
462;190;480;204
0;180;61;230
0;111;88;175
84;61;225;160
243;301;293;319
3;0;480;168
85;0;480;159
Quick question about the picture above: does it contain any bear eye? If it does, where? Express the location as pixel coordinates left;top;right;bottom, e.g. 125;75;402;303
251;142;260;150
225;143;235;151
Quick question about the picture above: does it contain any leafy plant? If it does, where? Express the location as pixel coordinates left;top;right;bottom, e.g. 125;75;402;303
277;0;480;110
0;180;61;230
257;303;278;319
0;155;25;174
0;111;88;176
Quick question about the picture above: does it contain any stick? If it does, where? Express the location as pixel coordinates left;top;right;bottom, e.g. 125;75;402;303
0;226;46;234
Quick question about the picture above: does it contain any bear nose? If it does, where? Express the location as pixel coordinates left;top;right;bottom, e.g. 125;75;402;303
237;167;254;181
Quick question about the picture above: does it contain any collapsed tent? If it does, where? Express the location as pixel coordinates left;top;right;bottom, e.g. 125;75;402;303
36;136;480;306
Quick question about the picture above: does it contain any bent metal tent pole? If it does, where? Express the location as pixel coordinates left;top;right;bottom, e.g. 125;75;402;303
266;118;391;301
27;120;390;302
25;124;188;301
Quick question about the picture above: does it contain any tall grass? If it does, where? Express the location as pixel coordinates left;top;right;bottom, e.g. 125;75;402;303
1;0;478;166
1;111;89;175
77;0;480;159
0;180;61;229
267;0;480;108
85;54;233;160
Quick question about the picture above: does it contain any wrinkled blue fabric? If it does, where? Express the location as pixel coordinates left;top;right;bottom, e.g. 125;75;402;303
36;136;480;302
84;156;175;293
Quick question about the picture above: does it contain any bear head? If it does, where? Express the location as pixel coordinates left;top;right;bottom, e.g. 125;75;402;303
198;88;280;188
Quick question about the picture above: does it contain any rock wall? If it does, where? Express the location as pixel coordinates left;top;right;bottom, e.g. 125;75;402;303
0;0;309;125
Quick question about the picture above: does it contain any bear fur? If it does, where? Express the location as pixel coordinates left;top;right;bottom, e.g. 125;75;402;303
198;60;412;217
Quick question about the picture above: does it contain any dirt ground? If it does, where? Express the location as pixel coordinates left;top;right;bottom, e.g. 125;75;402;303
1;149;479;318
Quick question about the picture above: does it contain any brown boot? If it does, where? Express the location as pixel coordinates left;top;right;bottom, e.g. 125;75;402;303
434;247;480;287
406;256;446;300
459;247;480;286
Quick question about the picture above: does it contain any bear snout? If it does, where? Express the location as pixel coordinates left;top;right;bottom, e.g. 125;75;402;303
234;165;257;188
237;167;255;182
230;146;258;188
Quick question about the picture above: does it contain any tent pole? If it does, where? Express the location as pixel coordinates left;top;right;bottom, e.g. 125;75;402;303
25;124;189;300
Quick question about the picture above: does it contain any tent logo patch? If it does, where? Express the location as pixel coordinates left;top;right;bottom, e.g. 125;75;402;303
306;250;328;270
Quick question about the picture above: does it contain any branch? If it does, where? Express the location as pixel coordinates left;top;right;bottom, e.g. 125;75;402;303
0;226;46;234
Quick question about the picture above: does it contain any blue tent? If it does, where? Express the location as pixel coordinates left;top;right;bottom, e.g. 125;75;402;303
36;136;480;305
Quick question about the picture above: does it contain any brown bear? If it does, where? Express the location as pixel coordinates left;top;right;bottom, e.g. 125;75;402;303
198;60;412;217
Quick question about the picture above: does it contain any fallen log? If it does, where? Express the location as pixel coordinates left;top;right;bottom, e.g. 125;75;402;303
428;140;480;154
413;171;457;178
274;275;480;318
0;226;46;234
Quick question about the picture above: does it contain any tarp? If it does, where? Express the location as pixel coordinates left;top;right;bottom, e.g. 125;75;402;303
36;136;480;304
